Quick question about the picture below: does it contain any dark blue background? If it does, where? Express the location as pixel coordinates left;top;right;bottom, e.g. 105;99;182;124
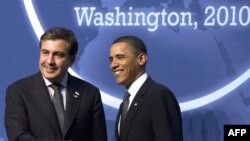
1;0;250;141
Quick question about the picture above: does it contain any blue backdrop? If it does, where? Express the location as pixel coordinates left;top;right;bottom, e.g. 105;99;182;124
1;0;250;141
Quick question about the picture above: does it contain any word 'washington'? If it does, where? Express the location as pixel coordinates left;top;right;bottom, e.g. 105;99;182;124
74;7;197;32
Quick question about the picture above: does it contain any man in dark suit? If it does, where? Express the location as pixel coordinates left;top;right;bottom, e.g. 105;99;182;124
5;27;107;141
109;36;183;141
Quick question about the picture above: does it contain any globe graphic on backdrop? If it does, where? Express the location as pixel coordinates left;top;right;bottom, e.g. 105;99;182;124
25;0;250;119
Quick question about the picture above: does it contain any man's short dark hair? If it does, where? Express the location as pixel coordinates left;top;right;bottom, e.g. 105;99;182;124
39;27;78;56
112;35;147;56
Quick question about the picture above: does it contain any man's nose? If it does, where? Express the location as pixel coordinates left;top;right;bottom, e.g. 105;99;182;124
110;59;118;70
47;54;55;64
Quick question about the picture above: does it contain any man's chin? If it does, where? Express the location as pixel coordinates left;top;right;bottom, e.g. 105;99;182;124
115;80;124;86
115;81;122;85
43;73;58;81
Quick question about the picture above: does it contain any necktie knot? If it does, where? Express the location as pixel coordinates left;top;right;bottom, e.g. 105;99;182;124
124;92;131;100
50;83;62;91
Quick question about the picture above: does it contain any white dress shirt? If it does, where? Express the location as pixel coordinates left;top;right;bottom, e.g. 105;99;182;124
127;73;148;109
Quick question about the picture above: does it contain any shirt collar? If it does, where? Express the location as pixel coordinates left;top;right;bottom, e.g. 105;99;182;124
127;73;148;97
42;73;68;88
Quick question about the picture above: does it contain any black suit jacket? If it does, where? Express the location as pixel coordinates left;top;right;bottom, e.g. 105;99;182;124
115;77;183;141
5;72;107;141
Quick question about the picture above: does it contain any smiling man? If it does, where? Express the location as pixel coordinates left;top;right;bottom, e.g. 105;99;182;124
109;35;183;141
5;27;107;141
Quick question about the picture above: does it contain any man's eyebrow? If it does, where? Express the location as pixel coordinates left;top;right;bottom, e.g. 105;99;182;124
115;54;125;57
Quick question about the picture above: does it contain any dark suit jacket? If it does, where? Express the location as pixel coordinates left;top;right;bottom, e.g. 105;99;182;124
5;72;107;141
115;77;183;141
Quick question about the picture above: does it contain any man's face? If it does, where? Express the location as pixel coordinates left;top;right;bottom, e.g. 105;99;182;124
109;42;146;88
39;39;75;82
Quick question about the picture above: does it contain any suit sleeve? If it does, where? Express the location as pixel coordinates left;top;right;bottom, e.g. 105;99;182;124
151;88;183;141
91;89;108;141
4;85;69;141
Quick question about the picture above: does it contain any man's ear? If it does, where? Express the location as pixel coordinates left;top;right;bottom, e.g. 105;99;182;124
137;53;147;66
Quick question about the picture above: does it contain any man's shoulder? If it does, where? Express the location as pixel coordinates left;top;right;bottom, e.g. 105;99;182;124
147;77;168;88
147;77;179;104
147;77;173;94
6;73;41;93
8;73;39;87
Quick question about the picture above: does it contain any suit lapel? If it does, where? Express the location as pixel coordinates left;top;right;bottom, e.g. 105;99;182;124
120;77;152;140
63;75;82;137
30;73;60;134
